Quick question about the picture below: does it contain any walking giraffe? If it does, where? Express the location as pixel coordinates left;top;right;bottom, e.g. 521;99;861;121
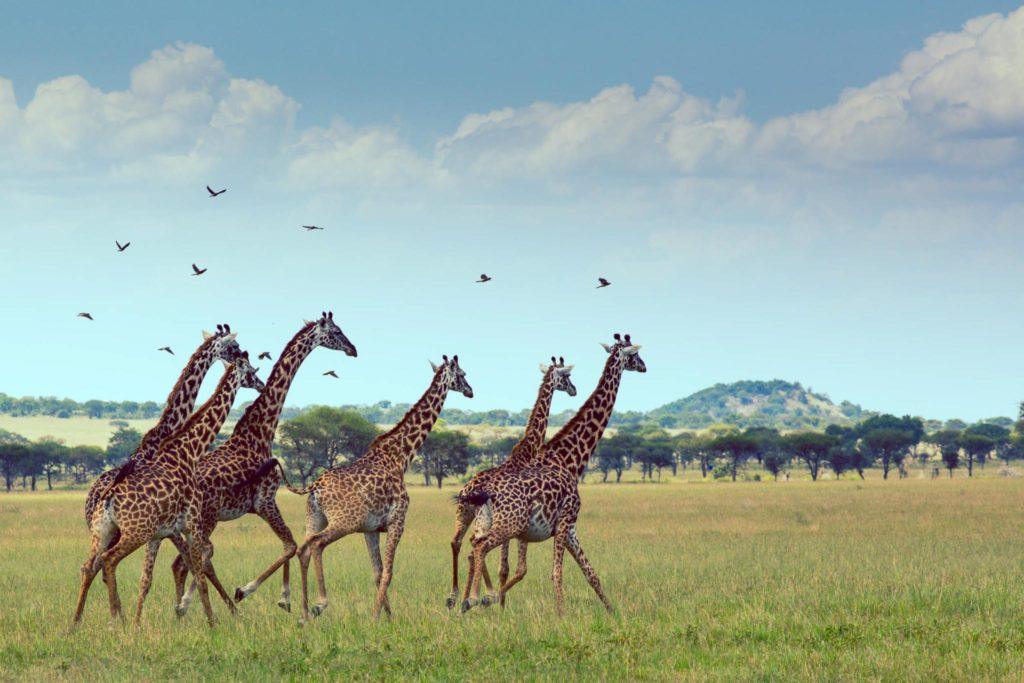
83;325;242;526
446;357;576;609
172;312;357;617
460;334;645;614
292;354;473;622
72;353;263;627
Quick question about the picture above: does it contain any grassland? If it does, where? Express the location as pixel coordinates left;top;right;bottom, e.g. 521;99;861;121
2;478;1024;680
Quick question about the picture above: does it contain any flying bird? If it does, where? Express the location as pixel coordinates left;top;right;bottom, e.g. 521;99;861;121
596;277;611;289
206;185;226;198
302;225;324;231
158;347;174;356
476;274;492;283
77;312;93;321
323;370;339;379
191;263;207;276
258;352;272;361
115;241;130;252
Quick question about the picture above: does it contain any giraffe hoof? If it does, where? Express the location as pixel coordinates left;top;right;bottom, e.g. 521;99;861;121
311;603;326;617
445;596;457;610
174;606;187;618
277;599;291;613
460;599;472;614
480;595;493;607
233;587;245;603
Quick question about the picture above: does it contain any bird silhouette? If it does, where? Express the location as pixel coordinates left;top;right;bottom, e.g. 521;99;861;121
206;185;226;197
302;225;324;231
323;370;339;379
158;347;174;355
77;312;93;321
258;352;272;361
115;240;130;252
476;274;492;283
191;263;207;276
596;277;611;289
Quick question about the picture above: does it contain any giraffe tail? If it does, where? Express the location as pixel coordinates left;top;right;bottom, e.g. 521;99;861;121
455;484;492;507
237;458;312;496
93;460;133;504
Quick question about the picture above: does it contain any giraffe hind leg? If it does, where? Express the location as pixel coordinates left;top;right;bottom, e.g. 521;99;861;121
566;529;613;612
447;503;475;610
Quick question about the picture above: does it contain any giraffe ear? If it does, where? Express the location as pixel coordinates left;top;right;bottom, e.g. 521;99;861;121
600;343;613;353
539;363;549;373
223;332;238;342
429;360;439;373
303;319;313;326
621;345;640;355
560;364;575;373
202;330;213;340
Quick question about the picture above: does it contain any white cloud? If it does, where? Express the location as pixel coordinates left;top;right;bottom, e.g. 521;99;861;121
0;6;1022;221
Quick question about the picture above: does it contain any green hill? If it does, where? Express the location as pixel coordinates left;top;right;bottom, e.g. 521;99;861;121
647;379;870;430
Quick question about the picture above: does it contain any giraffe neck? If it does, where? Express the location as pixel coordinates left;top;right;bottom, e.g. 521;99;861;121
133;337;219;461
230;324;317;450
543;353;626;477
504;369;557;469
153;367;241;467
368;372;449;471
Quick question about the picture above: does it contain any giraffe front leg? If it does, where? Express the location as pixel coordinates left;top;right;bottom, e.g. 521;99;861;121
566;528;613;612
132;539;161;628
462;535;501;613
372;513;406;620
364;532;393;617
498;540;529;608
183;522;215;628
552;524;569;617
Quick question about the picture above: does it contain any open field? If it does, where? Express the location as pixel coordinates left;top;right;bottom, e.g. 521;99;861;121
2;479;1024;680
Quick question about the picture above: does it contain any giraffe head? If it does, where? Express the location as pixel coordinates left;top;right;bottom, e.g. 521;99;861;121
233;351;266;392
430;355;474;398
602;333;646;373
307;311;357;357
541;356;577;396
204;323;242;363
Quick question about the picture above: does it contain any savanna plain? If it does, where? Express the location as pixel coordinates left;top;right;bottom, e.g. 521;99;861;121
2;478;1022;680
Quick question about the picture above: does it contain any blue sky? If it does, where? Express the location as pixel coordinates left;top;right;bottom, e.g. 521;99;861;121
1;2;1023;421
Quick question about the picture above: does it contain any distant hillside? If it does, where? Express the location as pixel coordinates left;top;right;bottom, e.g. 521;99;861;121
646;379;870;430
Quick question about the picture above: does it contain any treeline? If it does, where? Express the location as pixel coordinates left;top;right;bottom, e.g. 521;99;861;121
4;407;1023;492
596;413;1024;482
0;393;163;420
0;425;142;491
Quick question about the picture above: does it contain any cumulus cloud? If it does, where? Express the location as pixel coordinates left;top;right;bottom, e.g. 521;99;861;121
1;6;1022;209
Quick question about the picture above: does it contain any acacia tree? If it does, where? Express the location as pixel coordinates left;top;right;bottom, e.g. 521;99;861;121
635;438;675;481
596;432;639;483
709;434;758;482
781;432;837;481
278;406;379;485
418;429;472;488
958;432;993;477
964;423;1009;469
856;415;924;480
105;425;143;466
762;449;787;480
928;430;962;478
0;430;29;492
32;437;66;490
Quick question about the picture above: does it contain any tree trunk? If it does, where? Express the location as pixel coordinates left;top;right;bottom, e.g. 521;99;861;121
30;475;36;491
857;468;865;480
731;460;737;482
423;471;431;486
882;459;890;480
616;469;622;483
602;471;608;483
46;470;53;490
948;467;954;478
966;457;974;477
436;475;443;489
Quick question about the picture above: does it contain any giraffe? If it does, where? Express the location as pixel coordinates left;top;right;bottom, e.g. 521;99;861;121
446;357;576;609
71;352;263;627
83;324;242;525
171;312;357;617
292;354;473;622
460;334;645;615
